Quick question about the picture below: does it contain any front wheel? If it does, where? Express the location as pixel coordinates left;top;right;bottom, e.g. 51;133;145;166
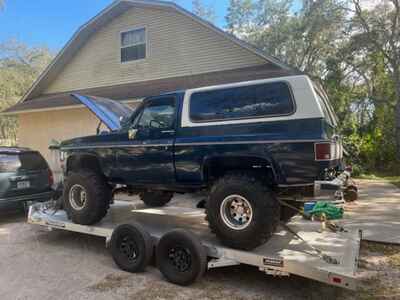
63;170;111;225
206;174;280;250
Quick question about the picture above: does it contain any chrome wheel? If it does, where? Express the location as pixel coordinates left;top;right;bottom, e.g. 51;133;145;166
220;194;253;230
69;184;87;211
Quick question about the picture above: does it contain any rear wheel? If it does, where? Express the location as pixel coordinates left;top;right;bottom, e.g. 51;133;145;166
63;170;111;225
139;191;173;207
206;174;280;250
156;229;207;286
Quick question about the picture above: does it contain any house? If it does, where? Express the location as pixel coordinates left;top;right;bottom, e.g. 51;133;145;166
2;0;298;170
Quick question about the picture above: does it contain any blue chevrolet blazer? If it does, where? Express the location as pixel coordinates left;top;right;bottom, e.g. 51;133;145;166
59;75;353;250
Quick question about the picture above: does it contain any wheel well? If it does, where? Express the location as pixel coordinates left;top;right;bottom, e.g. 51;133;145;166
203;156;276;185
66;154;102;174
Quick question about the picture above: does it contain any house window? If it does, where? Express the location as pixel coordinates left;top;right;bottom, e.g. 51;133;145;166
121;28;146;62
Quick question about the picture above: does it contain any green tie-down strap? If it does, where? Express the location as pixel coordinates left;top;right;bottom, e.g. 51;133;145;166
310;201;344;220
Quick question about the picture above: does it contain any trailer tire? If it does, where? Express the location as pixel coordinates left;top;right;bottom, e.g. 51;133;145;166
156;229;206;286
139;191;173;207
63;170;111;225
110;223;153;273
206;173;280;250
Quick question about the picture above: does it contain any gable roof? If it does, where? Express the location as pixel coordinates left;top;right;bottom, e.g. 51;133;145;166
3;64;301;115
21;0;293;102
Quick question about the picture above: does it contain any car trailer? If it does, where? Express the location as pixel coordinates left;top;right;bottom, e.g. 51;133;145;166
28;200;360;290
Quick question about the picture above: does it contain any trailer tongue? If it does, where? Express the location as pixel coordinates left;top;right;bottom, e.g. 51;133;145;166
28;200;360;290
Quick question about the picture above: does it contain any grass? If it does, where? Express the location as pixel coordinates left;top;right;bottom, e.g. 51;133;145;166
357;174;400;188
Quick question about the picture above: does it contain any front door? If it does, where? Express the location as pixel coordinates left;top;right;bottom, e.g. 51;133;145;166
116;96;176;184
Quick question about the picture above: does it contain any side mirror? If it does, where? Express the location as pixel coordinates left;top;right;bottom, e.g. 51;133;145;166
128;128;138;140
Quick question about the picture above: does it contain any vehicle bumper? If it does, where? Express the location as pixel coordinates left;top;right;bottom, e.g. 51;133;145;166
314;170;351;198
0;190;54;207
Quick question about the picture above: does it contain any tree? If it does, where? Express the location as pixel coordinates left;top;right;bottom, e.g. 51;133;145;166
225;0;255;36
252;0;348;76
224;0;399;173
192;0;216;23
0;40;53;145
349;0;400;159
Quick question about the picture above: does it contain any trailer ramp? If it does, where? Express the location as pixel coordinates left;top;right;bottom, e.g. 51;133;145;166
28;201;360;290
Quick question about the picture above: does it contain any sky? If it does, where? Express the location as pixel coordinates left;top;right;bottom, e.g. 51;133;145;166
0;0;230;52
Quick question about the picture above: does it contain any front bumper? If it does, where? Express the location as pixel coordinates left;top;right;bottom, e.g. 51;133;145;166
0;190;55;207
314;170;351;198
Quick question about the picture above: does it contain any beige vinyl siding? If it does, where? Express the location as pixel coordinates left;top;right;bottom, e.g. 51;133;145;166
44;6;266;94
18;102;139;175
18;109;100;168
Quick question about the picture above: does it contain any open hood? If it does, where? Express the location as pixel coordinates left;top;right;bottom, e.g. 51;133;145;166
71;93;133;131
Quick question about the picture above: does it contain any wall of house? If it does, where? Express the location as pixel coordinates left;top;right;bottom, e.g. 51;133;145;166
18;108;99;180
18;100;140;174
43;6;266;94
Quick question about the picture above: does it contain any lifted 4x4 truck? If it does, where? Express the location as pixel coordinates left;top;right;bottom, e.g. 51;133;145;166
60;75;354;250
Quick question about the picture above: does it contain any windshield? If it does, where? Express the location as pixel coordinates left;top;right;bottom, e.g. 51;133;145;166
0;152;48;173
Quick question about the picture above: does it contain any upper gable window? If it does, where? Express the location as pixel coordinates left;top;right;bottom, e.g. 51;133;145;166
120;28;146;63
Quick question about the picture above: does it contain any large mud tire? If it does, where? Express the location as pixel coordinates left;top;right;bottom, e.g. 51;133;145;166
206;174;280;250
63;170;111;225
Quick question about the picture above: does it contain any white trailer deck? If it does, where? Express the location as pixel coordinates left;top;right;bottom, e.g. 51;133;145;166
28;200;360;290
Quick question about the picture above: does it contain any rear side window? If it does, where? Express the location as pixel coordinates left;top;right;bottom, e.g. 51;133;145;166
0;152;48;173
189;82;295;122
19;152;48;171
0;155;20;172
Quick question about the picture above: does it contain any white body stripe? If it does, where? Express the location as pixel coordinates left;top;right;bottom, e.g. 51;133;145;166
181;75;324;128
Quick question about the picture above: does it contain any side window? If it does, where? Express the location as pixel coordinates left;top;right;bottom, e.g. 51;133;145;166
0;154;21;172
189;82;295;122
137;98;175;130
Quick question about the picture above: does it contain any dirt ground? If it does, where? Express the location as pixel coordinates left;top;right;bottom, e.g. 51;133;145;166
0;180;399;300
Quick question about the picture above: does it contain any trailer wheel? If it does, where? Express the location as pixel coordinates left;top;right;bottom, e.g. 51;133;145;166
110;223;153;273
206;173;280;250
139;191;173;207
156;229;207;286
63;170;111;225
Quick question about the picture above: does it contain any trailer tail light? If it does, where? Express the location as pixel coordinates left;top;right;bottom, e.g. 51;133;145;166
315;142;332;161
332;276;342;284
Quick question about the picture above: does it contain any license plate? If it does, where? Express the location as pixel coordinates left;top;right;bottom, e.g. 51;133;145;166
17;181;30;189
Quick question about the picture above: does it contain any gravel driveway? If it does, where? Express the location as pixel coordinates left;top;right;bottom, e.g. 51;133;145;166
0;180;399;300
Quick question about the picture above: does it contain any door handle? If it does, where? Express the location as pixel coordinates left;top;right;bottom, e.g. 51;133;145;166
161;130;175;134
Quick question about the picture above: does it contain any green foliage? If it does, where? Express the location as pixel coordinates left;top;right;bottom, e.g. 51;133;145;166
0;40;53;145
192;0;216;23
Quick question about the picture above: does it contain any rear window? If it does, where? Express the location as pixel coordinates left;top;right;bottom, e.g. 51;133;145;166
313;83;338;126
189;82;295;122
0;152;48;172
